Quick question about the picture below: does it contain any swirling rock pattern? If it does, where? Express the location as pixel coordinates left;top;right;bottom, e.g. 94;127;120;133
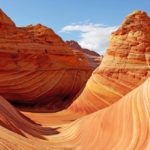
0;96;58;139
47;78;150;150
0;9;94;107
0;9;150;150
0;77;149;150
69;10;150;113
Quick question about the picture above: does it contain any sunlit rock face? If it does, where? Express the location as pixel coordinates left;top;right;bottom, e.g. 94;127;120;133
0;9;93;107
69;10;150;113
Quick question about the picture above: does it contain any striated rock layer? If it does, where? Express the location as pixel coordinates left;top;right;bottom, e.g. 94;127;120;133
0;9;94;108
0;96;58;139
0;77;149;150
69;10;150;113
47;78;150;150
0;9;150;150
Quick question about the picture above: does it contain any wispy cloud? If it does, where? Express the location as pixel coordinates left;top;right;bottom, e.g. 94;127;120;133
61;23;118;54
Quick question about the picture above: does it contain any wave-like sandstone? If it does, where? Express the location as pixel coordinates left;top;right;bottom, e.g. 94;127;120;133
46;78;150;150
0;77;149;150
0;9;150;150
66;40;100;56
69;10;150;113
0;96;58;139
0;9;94;108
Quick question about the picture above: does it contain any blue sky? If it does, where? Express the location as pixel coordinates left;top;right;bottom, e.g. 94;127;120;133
0;0;150;53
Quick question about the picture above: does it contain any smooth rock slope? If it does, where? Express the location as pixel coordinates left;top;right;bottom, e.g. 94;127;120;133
0;96;58;139
48;78;150;150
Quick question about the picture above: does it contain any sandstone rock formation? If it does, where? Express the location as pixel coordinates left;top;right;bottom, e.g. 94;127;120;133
0;77;149;150
0;9;15;26
0;9;93;108
0;10;150;150
47;78;150;150
68;10;150;113
0;96;58;139
66;40;102;68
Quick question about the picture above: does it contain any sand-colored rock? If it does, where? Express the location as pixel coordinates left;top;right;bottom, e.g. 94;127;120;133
69;10;150;113
47;78;150;150
0;10;93;108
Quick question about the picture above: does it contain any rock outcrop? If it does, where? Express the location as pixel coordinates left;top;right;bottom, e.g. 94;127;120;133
66;40;103;68
69;10;150;113
0;9;15;27
0;9;93;108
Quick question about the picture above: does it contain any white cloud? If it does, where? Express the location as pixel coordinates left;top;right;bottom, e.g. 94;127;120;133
61;23;118;54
